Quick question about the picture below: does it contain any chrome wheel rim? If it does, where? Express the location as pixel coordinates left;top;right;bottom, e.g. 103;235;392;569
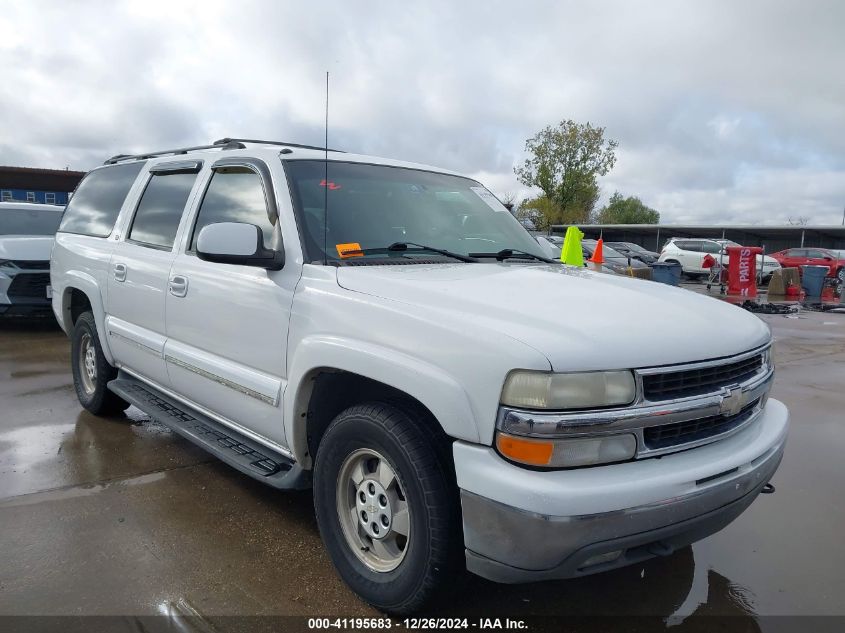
78;332;97;396
336;448;410;572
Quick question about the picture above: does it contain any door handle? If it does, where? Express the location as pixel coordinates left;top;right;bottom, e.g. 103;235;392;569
114;263;127;282
168;275;189;298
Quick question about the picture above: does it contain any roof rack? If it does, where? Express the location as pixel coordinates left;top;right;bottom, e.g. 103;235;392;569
103;137;345;166
213;138;345;153
103;140;246;165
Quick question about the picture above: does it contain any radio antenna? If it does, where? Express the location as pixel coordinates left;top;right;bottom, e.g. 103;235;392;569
323;71;329;265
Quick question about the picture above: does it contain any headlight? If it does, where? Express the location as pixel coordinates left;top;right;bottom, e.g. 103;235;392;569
763;344;776;371
501;370;636;409
496;432;637;468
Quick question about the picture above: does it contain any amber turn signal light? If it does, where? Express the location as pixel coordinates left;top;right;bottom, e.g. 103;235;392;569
496;432;554;466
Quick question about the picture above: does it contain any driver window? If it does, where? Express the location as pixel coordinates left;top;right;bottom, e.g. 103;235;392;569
190;167;275;251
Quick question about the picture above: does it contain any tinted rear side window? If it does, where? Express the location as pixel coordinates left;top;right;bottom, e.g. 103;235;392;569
128;172;198;250
58;162;144;237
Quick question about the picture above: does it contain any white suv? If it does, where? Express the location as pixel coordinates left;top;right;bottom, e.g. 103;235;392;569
50;139;788;614
0;201;63;317
659;238;781;281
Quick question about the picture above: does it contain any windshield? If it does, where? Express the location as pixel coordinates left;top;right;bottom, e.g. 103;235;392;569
285;161;548;263
0;207;63;236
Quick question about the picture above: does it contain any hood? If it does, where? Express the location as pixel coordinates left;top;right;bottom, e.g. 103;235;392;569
0;236;54;261
337;263;771;371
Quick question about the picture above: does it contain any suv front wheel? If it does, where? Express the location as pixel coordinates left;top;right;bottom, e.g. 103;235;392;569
71;311;130;415
313;402;459;614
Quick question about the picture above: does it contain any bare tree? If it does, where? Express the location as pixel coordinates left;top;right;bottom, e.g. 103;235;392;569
787;216;810;226
500;191;517;213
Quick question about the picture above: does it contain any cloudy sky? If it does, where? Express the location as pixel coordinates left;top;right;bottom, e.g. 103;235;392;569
1;0;843;225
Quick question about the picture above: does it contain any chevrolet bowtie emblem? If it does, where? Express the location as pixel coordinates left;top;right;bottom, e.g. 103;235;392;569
719;386;744;416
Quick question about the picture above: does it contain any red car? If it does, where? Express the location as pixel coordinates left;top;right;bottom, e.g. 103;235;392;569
770;247;845;283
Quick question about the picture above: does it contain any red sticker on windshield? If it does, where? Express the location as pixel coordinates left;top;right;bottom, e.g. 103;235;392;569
320;179;341;190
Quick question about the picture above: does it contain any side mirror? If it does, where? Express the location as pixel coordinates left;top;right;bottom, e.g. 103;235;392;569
196;222;284;270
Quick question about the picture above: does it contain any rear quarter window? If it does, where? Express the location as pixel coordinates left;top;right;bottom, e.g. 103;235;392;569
675;241;698;251
58;162;145;237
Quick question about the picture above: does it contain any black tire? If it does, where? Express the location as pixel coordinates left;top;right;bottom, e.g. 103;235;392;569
70;311;130;415
313;402;459;615
837;268;844;284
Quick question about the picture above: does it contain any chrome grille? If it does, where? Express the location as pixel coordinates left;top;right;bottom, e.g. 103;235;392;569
642;354;763;401
643;399;760;450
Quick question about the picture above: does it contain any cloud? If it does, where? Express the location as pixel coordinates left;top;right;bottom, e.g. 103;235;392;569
1;0;843;224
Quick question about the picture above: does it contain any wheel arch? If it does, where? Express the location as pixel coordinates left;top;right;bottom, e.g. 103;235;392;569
285;337;480;468
58;273;114;364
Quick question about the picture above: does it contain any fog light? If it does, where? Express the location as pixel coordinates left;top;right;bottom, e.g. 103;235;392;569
581;550;623;568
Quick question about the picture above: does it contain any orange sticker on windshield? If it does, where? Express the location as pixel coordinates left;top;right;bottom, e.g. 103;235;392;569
336;242;363;258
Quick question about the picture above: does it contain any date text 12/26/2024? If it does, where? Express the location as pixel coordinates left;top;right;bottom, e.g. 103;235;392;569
308;618;528;630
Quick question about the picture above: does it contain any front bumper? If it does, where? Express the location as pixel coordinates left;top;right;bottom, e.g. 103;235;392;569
1;269;52;316
456;398;788;583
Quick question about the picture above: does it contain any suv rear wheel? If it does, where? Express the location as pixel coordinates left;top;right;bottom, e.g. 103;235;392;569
71;311;130;415
313;402;459;614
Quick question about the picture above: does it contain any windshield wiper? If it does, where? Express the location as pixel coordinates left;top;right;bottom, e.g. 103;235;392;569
354;242;478;263
468;248;556;263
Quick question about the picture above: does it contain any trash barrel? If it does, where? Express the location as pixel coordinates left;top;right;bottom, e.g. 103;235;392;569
800;265;828;296
651;262;682;286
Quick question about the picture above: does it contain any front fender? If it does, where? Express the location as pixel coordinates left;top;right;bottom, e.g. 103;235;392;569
285;335;480;465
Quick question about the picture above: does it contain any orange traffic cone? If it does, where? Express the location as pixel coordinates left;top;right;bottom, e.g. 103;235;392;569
589;238;604;264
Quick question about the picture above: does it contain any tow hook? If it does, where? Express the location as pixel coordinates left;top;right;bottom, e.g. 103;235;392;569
647;542;675;557
761;482;776;494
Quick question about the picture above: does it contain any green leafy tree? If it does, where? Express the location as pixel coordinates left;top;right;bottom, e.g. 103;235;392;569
597;192;660;224
516;195;556;231
515;120;617;225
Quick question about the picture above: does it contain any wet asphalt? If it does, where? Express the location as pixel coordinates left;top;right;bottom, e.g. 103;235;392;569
0;302;844;627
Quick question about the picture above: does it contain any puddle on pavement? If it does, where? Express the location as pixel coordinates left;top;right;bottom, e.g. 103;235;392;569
0;470;168;508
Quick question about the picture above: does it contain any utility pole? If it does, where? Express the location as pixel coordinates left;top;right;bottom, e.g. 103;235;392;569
841;205;844;226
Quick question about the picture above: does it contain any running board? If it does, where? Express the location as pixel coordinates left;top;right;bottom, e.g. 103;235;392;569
108;374;309;490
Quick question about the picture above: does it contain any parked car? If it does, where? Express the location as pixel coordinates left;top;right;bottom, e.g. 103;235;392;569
535;235;620;275
51;139;788;614
606;241;660;264
0;201;63;317
582;239;652;276
769;247;845;283
660;238;780;282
